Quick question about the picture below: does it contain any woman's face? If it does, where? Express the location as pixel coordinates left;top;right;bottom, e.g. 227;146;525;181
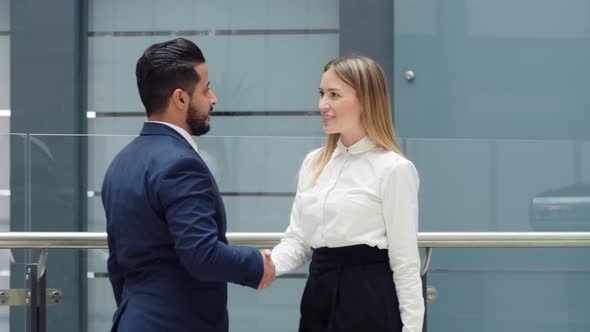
318;69;366;145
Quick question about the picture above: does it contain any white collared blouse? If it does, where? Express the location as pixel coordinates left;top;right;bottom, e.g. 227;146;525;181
271;136;424;332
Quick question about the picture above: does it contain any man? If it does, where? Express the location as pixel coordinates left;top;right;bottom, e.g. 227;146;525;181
102;38;275;332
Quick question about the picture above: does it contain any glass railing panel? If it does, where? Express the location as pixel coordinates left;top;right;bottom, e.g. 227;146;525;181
85;259;308;332
27;134;324;331
405;138;590;331
197;136;324;232
86;257;116;332
1;134;26;229
427;247;590;332
0;134;27;331
228;277;305;332
24;134;590;331
26;134;91;331
404;138;590;232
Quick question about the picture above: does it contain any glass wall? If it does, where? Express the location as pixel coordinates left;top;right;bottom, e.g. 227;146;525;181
0;0;9;121
395;1;590;330
86;0;341;137
0;0;10;219
0;0;10;330
394;0;590;140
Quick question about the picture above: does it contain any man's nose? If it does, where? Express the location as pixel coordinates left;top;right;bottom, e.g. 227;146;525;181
210;90;217;105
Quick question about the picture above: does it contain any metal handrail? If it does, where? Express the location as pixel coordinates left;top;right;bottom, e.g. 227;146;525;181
0;232;589;249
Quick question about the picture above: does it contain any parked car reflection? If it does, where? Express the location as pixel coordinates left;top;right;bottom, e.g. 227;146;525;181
530;183;590;231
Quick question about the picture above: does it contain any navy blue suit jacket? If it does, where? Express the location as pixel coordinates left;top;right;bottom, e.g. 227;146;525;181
102;122;263;332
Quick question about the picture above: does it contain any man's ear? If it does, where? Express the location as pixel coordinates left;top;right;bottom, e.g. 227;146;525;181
171;89;188;110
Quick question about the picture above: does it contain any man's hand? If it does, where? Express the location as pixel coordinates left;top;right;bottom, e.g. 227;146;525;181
258;249;276;290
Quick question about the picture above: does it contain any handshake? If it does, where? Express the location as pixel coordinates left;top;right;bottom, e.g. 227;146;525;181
257;249;276;290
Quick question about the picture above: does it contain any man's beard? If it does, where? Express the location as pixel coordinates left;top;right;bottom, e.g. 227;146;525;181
186;103;211;136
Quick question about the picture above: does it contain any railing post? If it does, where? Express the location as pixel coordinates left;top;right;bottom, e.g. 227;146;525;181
25;249;50;332
25;264;45;332
0;261;61;330
38;264;46;332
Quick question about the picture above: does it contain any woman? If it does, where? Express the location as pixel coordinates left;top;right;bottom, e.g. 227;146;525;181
271;55;424;332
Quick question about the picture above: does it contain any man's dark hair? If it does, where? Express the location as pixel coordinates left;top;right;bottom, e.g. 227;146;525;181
136;38;205;116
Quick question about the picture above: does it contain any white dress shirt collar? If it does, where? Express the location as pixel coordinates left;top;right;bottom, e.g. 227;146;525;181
334;135;376;156
147;121;199;153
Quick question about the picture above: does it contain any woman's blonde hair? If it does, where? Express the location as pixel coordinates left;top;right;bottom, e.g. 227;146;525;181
309;55;403;186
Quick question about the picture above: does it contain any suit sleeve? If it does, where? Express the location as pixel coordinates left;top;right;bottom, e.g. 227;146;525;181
103;180;125;306
107;232;124;305
157;157;263;288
